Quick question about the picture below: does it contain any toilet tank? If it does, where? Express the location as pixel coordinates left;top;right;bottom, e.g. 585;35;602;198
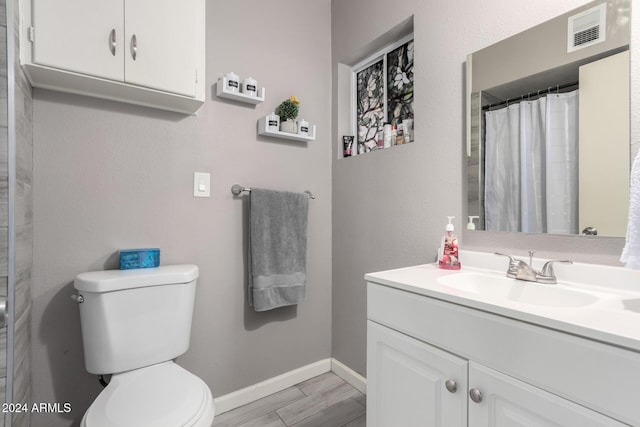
74;265;199;375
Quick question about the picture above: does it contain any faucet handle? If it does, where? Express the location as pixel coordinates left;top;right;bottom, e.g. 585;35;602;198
494;252;519;278
494;252;515;261
539;260;573;284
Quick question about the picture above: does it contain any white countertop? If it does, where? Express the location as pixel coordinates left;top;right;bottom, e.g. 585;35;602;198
365;250;640;352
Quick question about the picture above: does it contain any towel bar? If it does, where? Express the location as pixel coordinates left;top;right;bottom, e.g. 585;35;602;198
231;184;315;199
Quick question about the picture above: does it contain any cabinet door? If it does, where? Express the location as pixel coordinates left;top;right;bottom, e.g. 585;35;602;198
367;321;467;427
124;0;200;97
468;362;627;427
32;0;124;80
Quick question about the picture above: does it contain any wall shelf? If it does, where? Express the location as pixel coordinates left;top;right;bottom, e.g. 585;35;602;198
257;116;316;142
216;77;265;104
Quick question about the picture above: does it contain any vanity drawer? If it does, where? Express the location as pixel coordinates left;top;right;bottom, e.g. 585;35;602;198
367;282;640;426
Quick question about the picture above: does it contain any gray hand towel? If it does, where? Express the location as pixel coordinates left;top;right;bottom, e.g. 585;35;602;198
249;188;309;311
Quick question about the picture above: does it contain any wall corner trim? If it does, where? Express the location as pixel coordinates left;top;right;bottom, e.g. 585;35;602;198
213;358;367;415
330;358;367;394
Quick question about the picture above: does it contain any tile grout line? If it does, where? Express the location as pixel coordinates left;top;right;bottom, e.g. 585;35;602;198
275;409;289;427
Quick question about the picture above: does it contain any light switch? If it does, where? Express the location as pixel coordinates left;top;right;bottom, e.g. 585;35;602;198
193;172;211;197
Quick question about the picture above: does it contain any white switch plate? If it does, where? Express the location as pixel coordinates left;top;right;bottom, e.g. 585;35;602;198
193;172;211;197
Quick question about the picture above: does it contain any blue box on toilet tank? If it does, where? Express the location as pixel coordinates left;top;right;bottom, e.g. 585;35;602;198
119;248;160;269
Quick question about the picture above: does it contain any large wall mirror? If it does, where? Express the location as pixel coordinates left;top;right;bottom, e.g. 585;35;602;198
466;0;631;238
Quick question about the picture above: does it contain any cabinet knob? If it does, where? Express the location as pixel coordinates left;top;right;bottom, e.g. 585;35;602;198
445;379;457;393
109;29;117;56
130;34;137;60
469;388;483;403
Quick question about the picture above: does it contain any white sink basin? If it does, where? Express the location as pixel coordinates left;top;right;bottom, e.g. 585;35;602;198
437;272;600;308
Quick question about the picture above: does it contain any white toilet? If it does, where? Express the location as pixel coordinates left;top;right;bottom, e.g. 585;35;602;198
73;264;215;427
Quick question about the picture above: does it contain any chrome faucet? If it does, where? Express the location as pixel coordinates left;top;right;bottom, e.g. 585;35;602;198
495;252;538;282
495;252;572;284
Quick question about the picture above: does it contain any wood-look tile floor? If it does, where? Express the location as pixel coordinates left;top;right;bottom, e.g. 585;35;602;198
212;372;366;427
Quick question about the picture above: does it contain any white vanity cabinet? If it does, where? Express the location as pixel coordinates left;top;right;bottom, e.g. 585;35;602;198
366;279;638;427
20;0;205;114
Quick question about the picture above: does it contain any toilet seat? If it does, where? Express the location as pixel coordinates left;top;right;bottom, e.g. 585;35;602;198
81;362;214;427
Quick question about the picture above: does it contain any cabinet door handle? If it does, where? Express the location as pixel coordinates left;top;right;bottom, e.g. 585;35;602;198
445;379;457;393
109;29;117;56
469;388;483;403
130;34;137;60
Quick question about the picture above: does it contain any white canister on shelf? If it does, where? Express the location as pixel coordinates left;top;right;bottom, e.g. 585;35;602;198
225;72;240;93
383;124;392;148
403;119;413;142
266;112;280;131
242;77;257;97
297;118;309;136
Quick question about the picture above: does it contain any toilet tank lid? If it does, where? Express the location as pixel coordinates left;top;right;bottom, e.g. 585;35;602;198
74;264;199;293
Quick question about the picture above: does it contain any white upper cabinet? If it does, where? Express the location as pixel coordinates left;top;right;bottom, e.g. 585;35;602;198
32;0;124;81
124;0;199;97
21;0;205;114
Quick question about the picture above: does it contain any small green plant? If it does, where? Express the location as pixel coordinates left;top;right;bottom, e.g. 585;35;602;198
277;96;300;121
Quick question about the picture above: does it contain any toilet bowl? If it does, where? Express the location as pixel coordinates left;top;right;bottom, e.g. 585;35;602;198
74;265;214;427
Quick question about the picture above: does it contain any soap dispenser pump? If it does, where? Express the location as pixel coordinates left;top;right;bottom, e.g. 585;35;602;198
438;216;461;270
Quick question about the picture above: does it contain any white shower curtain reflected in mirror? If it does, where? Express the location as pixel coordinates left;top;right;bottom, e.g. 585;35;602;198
484;90;579;234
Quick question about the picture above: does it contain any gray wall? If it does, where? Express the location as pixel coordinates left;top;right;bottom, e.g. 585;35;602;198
331;0;639;377
30;1;332;426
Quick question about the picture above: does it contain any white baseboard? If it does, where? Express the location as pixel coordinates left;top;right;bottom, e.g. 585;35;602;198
214;358;331;414
213;358;366;414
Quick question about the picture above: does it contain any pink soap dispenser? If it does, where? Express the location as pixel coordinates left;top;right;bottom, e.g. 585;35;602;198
438;216;461;270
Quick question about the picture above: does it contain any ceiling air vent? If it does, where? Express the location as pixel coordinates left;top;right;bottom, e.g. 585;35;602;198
567;2;606;53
